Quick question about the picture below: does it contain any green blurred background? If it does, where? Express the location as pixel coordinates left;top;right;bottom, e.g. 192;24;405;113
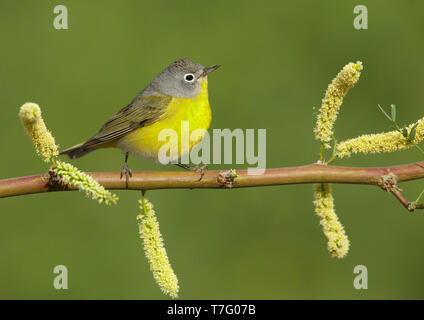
1;0;424;299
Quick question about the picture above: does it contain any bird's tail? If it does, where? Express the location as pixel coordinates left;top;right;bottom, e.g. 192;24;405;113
60;143;98;159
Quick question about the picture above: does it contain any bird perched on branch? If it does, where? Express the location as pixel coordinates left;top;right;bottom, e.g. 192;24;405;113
60;58;220;186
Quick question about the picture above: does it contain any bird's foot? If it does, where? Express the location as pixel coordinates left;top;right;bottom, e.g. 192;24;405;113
120;162;133;188
194;164;208;181
176;163;208;181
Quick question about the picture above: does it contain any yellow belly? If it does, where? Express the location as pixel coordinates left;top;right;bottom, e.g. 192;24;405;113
117;80;211;162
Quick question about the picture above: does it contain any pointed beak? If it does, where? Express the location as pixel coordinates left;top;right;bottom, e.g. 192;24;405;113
202;64;220;77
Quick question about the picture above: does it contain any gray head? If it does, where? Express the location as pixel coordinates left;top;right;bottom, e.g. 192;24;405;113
143;58;220;98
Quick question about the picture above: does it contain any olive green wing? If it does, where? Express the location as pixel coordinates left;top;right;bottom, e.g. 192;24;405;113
60;93;172;159
91;93;172;143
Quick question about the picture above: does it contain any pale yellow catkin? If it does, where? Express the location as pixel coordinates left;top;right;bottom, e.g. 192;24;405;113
313;183;350;258
19;102;59;162
314;62;363;148
336;117;424;158
53;160;118;205
137;197;179;298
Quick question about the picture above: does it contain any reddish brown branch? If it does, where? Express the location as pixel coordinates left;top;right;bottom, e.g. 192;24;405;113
1;162;424;202
385;187;424;212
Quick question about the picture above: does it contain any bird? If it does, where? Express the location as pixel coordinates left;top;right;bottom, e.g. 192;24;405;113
60;58;220;186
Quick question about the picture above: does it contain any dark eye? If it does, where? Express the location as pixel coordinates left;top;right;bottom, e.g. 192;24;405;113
184;73;195;82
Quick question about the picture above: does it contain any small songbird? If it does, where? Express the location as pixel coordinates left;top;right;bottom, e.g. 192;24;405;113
60;58;220;185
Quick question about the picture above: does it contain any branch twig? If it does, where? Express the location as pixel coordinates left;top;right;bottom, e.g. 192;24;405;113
376;170;424;212
391;189;424;212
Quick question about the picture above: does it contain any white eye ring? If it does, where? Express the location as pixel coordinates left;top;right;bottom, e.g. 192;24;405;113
184;73;195;82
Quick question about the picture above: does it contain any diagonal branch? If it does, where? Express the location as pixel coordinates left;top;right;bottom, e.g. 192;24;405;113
377;171;424;212
2;162;424;208
390;188;424;212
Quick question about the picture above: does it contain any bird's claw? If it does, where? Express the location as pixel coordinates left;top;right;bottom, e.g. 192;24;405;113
175;163;208;181
195;164;208;181
120;163;133;188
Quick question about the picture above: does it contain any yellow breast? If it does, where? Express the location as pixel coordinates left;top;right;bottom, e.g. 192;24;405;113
118;78;212;161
